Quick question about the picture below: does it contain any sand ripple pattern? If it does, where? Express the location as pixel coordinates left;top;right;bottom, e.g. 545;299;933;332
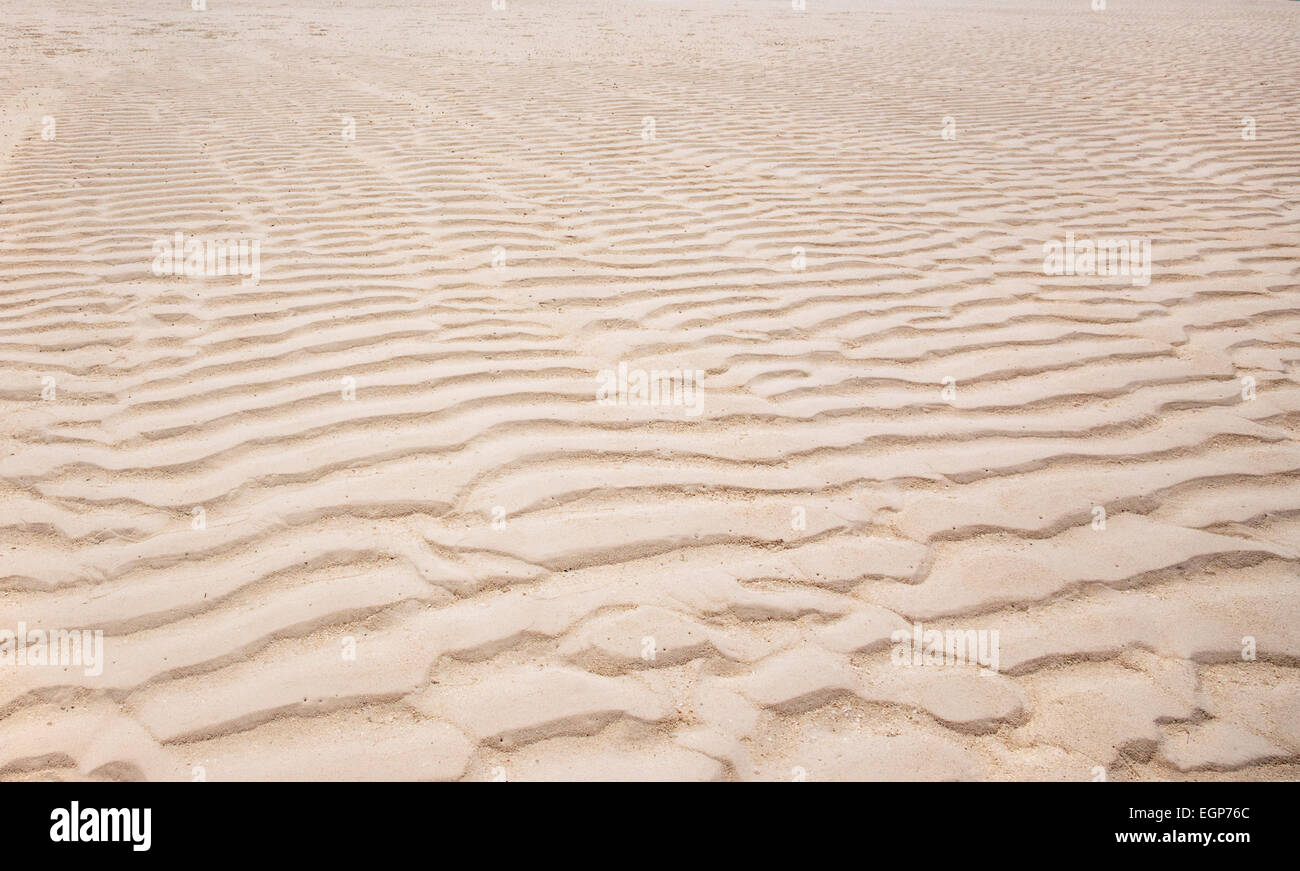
1;0;1298;780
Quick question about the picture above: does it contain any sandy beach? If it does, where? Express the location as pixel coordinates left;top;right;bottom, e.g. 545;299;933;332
1;0;1298;781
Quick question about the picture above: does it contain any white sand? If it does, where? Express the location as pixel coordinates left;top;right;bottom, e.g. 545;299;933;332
1;0;1298;781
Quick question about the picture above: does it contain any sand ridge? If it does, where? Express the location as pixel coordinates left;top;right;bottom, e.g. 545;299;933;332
0;0;1298;781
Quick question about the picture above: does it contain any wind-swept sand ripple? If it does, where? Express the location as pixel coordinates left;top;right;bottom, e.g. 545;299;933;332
1;0;1298;781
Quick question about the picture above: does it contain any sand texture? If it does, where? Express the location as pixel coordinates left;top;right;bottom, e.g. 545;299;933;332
1;0;1299;781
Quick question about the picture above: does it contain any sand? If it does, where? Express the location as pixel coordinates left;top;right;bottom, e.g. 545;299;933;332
1;0;1298;781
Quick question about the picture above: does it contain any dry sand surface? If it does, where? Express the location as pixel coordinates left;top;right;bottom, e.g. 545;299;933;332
1;0;1298;782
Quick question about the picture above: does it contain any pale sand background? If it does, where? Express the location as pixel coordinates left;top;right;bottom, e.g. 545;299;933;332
1;0;1298;781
